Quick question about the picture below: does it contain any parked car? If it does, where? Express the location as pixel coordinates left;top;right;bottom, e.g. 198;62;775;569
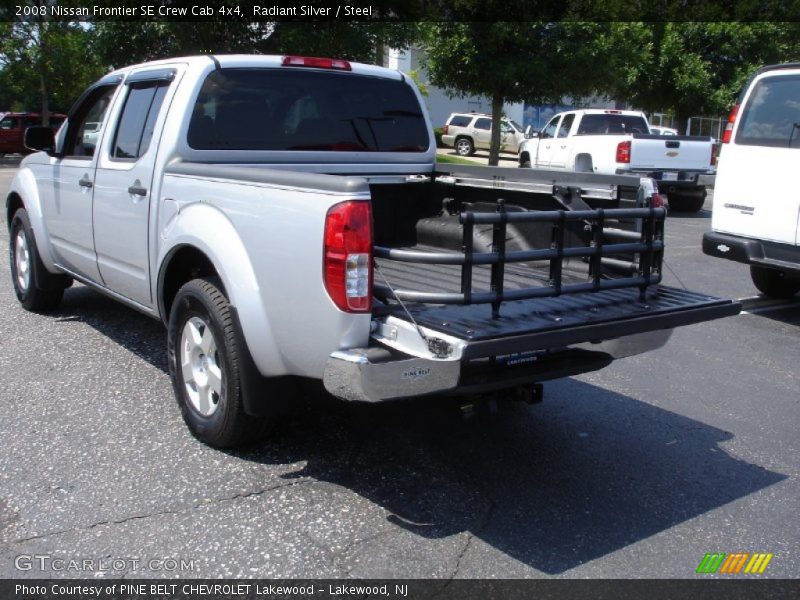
441;112;525;156
8;55;739;447
518;109;716;212
0;112;65;156
650;126;678;136
703;62;800;298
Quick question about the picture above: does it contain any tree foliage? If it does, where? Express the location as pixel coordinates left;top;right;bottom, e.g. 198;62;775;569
614;23;800;131
420;22;642;165
93;21;420;69
0;17;103;121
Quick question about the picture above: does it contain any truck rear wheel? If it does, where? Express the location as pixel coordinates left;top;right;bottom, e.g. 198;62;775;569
750;266;800;299
167;277;267;447
9;208;68;312
667;189;706;213
455;136;474;156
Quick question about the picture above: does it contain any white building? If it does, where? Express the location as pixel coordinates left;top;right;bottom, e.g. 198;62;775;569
385;47;618;130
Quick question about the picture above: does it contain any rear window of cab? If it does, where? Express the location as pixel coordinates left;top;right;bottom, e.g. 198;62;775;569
187;68;430;152
736;74;800;148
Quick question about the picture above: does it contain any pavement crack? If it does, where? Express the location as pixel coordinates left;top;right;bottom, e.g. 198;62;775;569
442;500;495;586
11;478;314;544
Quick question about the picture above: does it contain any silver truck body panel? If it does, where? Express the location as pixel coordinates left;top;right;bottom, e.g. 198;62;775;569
157;170;372;378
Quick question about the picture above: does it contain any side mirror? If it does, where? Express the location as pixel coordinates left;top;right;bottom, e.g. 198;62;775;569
524;126;539;139
24;126;55;154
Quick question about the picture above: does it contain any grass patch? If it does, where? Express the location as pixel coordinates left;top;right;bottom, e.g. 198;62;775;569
436;154;481;165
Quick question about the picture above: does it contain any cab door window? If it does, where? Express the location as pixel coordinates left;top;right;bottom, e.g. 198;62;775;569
541;117;559;139
111;81;169;160
64;86;117;158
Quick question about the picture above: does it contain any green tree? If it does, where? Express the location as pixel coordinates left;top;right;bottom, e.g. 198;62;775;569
420;22;645;165
617;23;800;133
94;21;421;69
0;11;103;123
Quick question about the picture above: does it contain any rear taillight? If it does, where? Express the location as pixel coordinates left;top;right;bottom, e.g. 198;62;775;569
282;55;352;71
324;201;372;313
650;193;666;209
616;140;631;163
721;104;739;144
710;143;718;167
442;125;449;135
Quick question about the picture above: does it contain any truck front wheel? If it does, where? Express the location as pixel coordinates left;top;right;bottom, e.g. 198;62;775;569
9;208;68;311
750;266;800;299
167;277;266;447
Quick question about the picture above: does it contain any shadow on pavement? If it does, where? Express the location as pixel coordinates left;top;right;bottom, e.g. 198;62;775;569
47;284;786;575
668;207;711;219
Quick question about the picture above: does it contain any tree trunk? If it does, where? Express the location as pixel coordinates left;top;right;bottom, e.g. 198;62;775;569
488;93;504;167
675;113;690;136
375;43;386;67
40;74;50;127
37;18;50;126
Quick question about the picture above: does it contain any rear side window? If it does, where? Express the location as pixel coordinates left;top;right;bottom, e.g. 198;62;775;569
474;118;491;130
576;114;649;135
448;115;471;127
188;68;429;152
557;114;575;138
0;117;19;130
736;75;800;148
112;81;169;160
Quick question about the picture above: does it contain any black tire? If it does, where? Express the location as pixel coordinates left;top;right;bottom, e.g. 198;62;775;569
455;136;474;156
667;190;706;213
750;266;800;299
519;154;531;168
167;277;267;447
9;208;68;311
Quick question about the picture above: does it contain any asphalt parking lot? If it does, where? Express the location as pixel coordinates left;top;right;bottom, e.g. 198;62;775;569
0;161;798;580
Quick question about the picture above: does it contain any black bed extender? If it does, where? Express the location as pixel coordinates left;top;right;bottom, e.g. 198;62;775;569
367;201;740;395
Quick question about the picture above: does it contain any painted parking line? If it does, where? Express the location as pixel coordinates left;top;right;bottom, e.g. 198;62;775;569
737;295;800;315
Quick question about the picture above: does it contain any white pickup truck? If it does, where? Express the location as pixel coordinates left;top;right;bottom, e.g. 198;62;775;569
7;55;739;447
519;109;716;213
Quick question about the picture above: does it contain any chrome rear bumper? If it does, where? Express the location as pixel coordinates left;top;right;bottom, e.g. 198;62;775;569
323;349;460;403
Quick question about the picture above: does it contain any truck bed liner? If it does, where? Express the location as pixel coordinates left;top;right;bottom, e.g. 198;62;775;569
375;253;739;356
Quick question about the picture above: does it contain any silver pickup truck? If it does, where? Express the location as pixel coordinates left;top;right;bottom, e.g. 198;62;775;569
7;55;739;447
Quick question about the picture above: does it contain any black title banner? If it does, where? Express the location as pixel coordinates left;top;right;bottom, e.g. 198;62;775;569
3;0;800;22
3;579;800;600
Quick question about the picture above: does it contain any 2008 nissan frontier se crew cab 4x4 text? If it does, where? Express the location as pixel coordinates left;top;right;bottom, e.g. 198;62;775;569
7;55;740;447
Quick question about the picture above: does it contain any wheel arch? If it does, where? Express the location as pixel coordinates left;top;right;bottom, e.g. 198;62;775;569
6;191;24;229
157;244;221;323
574;153;594;172
7;169;60;273
156;203;286;378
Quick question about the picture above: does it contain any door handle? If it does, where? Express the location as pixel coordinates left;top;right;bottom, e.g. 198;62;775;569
127;185;148;197
78;176;93;189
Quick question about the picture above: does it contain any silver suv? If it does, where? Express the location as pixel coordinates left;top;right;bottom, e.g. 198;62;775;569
441;112;525;156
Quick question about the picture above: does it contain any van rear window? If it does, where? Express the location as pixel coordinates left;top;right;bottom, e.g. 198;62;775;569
736;75;800;148
187;68;429;152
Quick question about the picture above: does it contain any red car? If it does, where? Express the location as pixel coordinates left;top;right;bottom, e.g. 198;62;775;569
0;112;66;156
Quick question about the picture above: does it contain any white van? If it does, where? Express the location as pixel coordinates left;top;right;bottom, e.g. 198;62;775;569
703;63;800;298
